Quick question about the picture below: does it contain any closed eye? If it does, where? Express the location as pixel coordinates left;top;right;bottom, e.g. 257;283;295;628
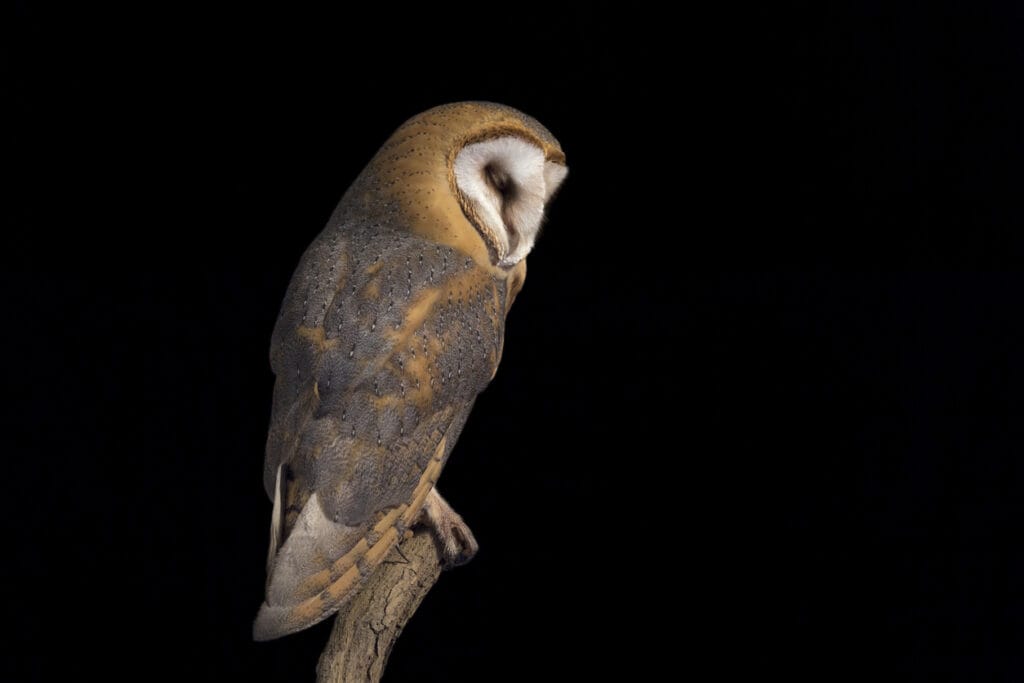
484;164;517;202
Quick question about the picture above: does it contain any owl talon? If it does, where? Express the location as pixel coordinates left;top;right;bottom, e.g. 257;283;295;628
420;488;478;568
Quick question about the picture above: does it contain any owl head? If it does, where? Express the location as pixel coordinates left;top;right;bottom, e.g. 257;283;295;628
355;102;568;272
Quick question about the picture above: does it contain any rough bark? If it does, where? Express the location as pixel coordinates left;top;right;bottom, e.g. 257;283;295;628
315;529;443;683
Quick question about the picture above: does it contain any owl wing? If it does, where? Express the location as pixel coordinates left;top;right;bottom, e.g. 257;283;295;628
254;228;510;641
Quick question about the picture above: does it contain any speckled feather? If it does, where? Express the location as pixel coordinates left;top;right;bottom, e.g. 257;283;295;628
253;103;564;641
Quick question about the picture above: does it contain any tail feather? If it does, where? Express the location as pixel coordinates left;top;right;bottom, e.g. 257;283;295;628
266;465;284;577
253;437;446;641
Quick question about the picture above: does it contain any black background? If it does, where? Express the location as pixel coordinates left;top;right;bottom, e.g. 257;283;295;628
7;3;1023;680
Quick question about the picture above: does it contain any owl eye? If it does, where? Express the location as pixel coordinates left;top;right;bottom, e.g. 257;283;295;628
484;164;518;242
484;164;516;203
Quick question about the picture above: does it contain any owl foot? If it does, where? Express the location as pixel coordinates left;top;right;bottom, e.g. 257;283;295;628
419;488;478;568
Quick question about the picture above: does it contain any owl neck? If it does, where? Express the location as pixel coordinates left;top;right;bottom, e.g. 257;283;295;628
355;164;507;280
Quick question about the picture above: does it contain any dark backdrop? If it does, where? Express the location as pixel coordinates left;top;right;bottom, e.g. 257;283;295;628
8;4;1023;681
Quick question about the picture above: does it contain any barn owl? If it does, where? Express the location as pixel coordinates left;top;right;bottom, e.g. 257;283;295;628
253;102;567;641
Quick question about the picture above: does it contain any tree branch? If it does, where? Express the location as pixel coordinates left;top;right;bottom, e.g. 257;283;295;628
315;529;443;683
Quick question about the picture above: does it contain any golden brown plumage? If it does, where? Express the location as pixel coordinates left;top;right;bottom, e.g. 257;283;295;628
254;103;566;641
